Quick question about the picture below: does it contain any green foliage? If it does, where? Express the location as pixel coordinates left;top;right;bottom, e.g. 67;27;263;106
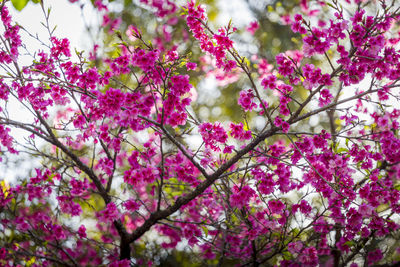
11;0;42;11
10;0;29;11
10;0;41;11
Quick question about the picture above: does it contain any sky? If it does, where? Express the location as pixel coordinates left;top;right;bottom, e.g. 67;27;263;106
3;1;94;183
10;0;94;53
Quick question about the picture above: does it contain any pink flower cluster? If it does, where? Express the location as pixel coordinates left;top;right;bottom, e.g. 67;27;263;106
302;63;332;90
199;122;228;151
50;37;71;58
1;0;400;266
1;6;21;60
238;89;257;112
140;0;177;17
230;122;252;140
186;1;236;71
230;185;255;208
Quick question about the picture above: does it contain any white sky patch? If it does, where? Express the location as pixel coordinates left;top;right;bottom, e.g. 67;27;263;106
2;1;93;183
10;0;93;52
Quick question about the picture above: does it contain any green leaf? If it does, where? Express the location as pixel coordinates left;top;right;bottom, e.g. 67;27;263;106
243;57;250;68
11;0;29;11
345;240;355;247
326;2;336;9
47;173;56;182
336;147;348;153
31;0;40;3
201;226;208;236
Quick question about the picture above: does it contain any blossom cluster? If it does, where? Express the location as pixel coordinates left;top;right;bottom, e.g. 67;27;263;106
1;0;400;266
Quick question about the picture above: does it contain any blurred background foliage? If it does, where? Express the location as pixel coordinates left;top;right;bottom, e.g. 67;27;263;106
83;0;303;265
5;0;321;265
86;0;303;126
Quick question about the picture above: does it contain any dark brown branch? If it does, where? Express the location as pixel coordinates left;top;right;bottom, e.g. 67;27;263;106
33;110;131;260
